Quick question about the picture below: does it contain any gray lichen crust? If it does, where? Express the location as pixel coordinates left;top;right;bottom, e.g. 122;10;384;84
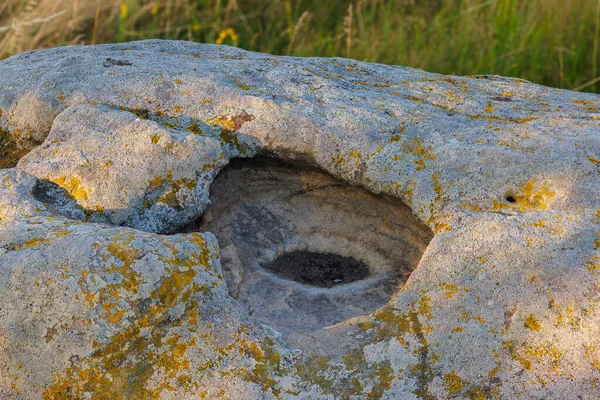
0;40;599;399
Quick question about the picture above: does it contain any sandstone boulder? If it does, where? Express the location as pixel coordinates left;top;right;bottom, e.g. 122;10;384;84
0;40;599;399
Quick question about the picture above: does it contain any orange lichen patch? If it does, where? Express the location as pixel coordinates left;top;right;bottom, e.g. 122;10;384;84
504;340;562;376
45;326;59;343
51;175;92;202
237;337;283;396
57;91;66;104
488;361;501;379
13;237;46;250
162;120;182;130
532;219;547;228
219;129;241;149
158;190;179;207
331;154;346;167
564;307;582;330
548;294;569;328
239;295;433;399
503;340;532;370
426;173;452;233
148;170;173;192
587;155;600;165
461;203;482;212
206;115;232;132
405;95;428;105
492;179;555;212
584;345;600;372
441;283;468;299
206;111;254;132
237;83;250;91
45;235;214;399
389;126;406;142
443;90;464;103
530;217;564;237
468;112;539;124
496;139;535;154
155;177;197;207
368;296;435;398
573;99;599;112
444;371;465;395
104;303;127;323
586;256;600;273
293;343;395;399
169;105;185;117
394;137;436;171
348;150;362;159
99;237;144;303
120;106;151;120
12;221;74;251
402;179;416;203
420;76;461;87
0;127;32;168
207;112;255;154
484;103;494;113
187;121;204;135
374;79;397;88
345;149;364;167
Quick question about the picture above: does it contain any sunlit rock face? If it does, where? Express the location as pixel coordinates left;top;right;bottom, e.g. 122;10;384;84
0;40;599;399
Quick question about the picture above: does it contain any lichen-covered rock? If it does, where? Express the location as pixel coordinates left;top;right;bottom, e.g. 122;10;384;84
0;40;599;399
18;104;228;233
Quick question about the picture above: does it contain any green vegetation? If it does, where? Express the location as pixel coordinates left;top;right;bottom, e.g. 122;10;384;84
1;0;599;92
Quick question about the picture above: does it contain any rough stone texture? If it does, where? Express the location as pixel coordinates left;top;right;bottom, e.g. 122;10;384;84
19;104;228;233
194;156;433;335
0;40;598;399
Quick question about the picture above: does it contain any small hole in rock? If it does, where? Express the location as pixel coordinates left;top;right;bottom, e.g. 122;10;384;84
190;155;433;334
506;195;516;203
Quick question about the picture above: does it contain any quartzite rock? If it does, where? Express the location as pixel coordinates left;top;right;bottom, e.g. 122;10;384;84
0;40;599;399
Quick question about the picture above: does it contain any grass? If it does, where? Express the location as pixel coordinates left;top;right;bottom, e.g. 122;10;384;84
0;0;599;93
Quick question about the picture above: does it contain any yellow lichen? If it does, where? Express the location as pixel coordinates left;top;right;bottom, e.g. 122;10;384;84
492;179;555;212
45;234;214;399
442;284;459;299
523;314;542;331
188;121;204;135
444;371;465;395
573;99;599;112
52;175;92;202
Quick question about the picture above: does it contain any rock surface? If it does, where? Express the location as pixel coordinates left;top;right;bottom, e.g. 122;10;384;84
0;40;599;399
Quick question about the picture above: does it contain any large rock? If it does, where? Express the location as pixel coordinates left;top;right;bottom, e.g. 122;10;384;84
0;40;599;399
18;104;228;233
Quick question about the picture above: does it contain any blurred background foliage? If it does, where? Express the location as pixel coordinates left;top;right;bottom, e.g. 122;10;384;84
1;0;599;92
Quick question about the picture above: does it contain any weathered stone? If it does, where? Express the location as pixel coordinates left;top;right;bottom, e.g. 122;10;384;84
19;104;228;233
0;40;598;399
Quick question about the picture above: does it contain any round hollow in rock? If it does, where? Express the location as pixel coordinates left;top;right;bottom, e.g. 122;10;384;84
193;156;433;334
263;250;370;288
